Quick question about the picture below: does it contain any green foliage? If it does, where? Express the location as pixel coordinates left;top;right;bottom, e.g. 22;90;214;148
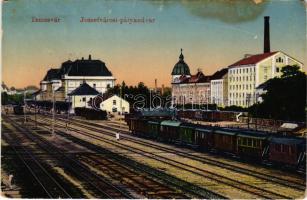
105;82;172;109
1;92;32;105
1;92;8;105
249;65;306;122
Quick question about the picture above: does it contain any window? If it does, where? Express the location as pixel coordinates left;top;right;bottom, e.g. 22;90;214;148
113;100;116;105
93;83;96;89
276;57;283;63
82;97;86;102
276;67;280;73
107;84;110;88
246;139;251;146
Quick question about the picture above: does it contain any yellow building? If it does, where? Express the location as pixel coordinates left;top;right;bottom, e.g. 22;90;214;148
227;51;303;107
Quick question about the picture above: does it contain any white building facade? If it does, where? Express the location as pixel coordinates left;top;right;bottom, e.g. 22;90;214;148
100;95;130;114
228;51;303;107
210;68;228;107
38;55;115;102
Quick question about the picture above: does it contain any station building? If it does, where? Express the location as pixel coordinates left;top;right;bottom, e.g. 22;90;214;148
38;54;116;102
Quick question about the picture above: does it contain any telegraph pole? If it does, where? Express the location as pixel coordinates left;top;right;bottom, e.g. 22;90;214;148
149;89;152;111
206;89;209;111
52;88;55;138
23;90;27;124
66;96;70;132
34;95;37;128
247;93;251;129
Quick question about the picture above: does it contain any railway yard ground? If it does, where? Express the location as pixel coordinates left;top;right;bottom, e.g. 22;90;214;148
1;108;306;199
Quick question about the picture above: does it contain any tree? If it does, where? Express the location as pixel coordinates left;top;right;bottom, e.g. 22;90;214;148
249;65;306;122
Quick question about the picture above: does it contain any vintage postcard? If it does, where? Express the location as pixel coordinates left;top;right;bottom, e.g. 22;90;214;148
1;0;306;199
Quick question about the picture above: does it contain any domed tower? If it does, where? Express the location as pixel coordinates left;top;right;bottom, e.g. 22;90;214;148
171;49;191;83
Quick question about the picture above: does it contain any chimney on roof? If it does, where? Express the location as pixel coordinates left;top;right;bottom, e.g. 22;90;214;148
89;54;92;60
263;16;270;53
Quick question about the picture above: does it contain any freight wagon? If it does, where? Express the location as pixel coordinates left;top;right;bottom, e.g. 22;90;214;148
126;116;306;170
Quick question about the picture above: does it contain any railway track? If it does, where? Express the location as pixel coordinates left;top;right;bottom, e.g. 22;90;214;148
4;115;218;199
2;125;73;199
2;116;135;199
30;114;298;199
78;154;188;199
38;112;306;191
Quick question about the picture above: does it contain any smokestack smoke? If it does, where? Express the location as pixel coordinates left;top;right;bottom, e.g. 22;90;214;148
264;16;270;53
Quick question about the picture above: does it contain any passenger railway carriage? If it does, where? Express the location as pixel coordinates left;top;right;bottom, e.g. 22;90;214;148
268;137;306;168
126;114;306;170
236;131;268;160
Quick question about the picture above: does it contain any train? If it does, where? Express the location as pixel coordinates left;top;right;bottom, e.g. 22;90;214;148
125;115;306;171
13;105;24;115
177;109;244;121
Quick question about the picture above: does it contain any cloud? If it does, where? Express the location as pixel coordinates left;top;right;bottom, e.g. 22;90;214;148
144;0;267;24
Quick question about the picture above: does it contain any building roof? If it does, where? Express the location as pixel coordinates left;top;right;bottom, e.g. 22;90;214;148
66;58;112;76
43;68;61;81
270;137;305;145
256;80;271;90
55;86;65;92
171;49;191;76
161;120;181;127
174;71;211;84
31;89;41;96
229;51;278;68
68;82;100;96
41;55;113;83
211;68;228;80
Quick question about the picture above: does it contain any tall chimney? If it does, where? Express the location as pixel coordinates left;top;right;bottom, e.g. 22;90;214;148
154;79;157;92
162;84;165;95
263;16;270;53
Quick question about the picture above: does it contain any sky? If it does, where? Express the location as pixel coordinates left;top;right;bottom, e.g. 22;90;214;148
2;0;306;89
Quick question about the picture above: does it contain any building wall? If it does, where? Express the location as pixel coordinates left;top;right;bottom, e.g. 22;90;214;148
228;52;303;107
100;95;130;114
223;73;228;107
71;95;97;109
210;79;223;106
63;76;115;98
228;65;256;107
210;73;228;107
40;76;115;101
172;83;210;106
